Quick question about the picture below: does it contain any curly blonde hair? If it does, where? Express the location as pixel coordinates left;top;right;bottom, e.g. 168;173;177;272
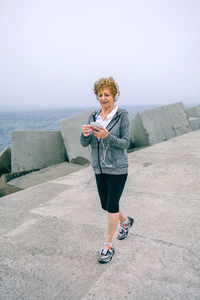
93;77;120;101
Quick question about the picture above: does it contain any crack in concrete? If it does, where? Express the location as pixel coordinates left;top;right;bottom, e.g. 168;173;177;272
134;191;200;201
130;232;185;249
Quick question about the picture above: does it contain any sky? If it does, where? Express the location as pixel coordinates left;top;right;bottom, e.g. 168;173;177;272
0;0;200;109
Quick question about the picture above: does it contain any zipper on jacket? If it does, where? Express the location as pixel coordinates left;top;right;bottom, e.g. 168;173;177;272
96;115;120;174
92;113;102;173
107;115;120;132
97;140;102;173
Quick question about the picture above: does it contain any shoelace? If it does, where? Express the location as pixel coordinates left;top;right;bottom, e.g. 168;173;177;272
119;222;129;233
101;244;111;255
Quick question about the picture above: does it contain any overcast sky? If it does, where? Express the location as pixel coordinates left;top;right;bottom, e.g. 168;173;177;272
0;0;199;109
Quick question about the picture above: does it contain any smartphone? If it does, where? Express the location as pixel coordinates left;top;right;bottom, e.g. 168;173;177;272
90;122;101;128
90;121;102;132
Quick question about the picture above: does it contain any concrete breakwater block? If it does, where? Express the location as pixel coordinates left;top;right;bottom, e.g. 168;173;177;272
59;111;92;162
186;105;200;118
188;117;200;131
0;147;11;176
130;102;191;147
0;186;6;197
11;131;67;173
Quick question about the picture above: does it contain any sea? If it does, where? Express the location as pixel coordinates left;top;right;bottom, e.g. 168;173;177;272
0;104;196;153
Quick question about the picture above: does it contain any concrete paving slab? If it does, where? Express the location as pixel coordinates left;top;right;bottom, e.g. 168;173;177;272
82;236;200;300
0;182;70;237
0;130;200;299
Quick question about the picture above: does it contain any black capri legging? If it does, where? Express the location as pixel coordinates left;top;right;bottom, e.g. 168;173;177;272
95;173;128;213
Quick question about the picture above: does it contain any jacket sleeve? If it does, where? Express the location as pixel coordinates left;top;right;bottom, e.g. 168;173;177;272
80;113;93;147
80;133;92;147
104;113;130;150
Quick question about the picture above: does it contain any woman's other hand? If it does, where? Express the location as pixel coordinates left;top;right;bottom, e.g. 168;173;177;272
92;126;108;139
82;125;93;137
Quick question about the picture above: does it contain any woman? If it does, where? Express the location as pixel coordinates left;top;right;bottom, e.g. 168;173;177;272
80;77;134;264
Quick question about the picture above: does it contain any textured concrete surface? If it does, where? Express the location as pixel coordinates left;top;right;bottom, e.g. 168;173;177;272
0;130;200;299
130;102;191;147
189;117;200;131
8;162;88;189
11;131;67;173
186;105;200;118
0;147;11;176
59;111;92;162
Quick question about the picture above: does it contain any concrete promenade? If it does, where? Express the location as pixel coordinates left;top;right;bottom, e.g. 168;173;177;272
0;131;200;299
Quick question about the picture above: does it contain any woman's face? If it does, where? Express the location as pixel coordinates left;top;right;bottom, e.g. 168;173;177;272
97;88;115;110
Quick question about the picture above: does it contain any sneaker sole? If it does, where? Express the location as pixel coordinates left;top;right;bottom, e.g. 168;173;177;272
118;233;128;240
98;250;115;264
98;256;113;264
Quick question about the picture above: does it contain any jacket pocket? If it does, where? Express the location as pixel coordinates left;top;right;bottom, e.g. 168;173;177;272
100;148;116;168
113;150;128;167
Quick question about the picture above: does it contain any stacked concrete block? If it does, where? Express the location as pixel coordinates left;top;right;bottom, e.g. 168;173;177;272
185;105;200;131
11;131;67;173
188;118;200;131
59;111;92;162
0;187;6;197
130;102;191;147
185;105;200;118
0;147;11;176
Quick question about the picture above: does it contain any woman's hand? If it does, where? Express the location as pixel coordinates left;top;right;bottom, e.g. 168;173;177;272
92;126;108;139
82;125;93;137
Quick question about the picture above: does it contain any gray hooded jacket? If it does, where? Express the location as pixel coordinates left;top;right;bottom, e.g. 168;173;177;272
80;107;130;174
